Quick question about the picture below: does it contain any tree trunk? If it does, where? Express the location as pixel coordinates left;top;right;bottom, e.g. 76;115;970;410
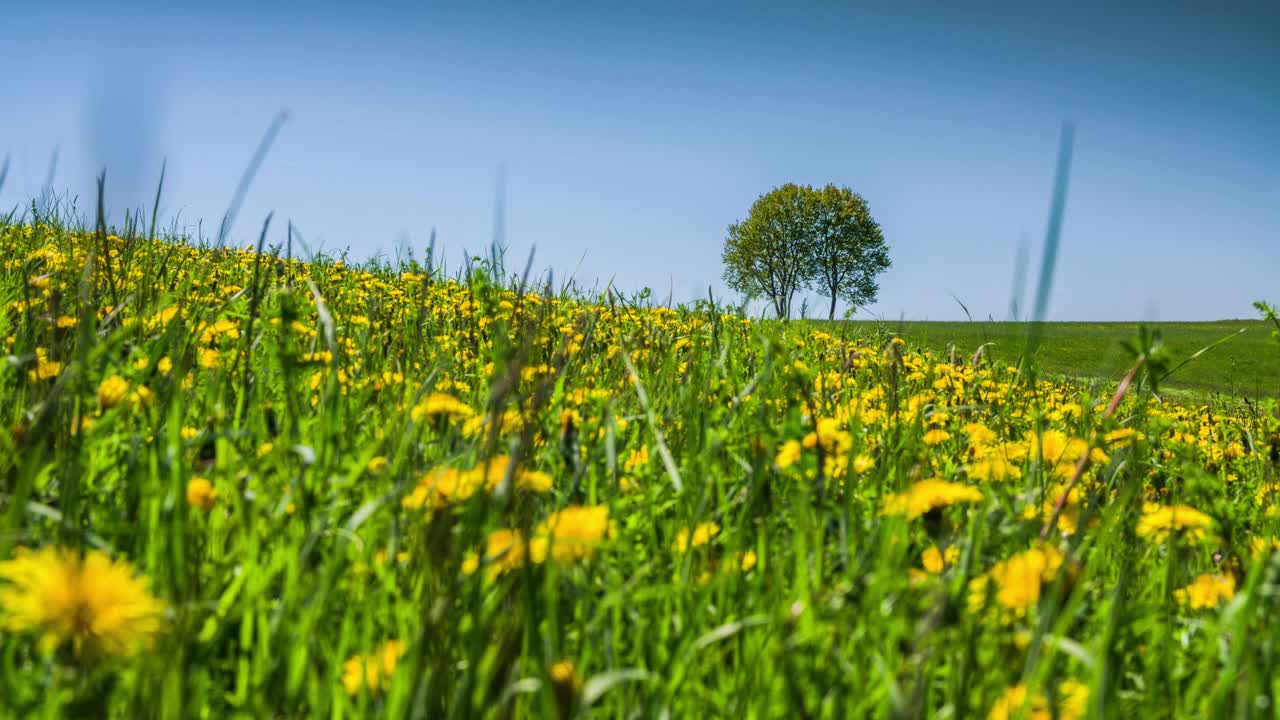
828;293;837;321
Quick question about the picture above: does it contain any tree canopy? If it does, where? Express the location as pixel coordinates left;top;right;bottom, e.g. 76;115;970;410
722;183;890;320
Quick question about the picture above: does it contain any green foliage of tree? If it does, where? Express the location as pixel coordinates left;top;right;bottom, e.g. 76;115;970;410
721;183;890;320
721;184;816;320
811;184;890;320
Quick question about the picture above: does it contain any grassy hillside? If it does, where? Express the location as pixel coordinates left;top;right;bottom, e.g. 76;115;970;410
3;221;1280;717
839;320;1278;400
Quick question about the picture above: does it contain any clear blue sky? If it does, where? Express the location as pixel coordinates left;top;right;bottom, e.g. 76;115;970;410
2;1;1276;320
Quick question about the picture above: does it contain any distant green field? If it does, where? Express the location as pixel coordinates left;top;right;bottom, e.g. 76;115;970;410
838;320;1278;400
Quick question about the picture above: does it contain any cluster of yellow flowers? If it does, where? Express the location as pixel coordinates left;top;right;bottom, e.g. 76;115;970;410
1;223;1276;713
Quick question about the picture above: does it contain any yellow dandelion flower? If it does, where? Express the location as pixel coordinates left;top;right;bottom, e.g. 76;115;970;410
965;422;997;447
186;477;217;511
27;349;63;382
401;468;481;510
1103;428;1145;448
461;529;528;581
410;393;475;422
775;440;803;469
967;456;1023;482
341;640;406;696
674;522;720;552
97;376;131;409
922;545;960;573
198;348;221;369
531;506;613;564
550;659;581;689
923;428;952;446
969;545;1066;614
852;454;875;474
1251;537;1280;558
0;547;165;658
1136;504;1214;543
882;479;983;519
989;679;1088;720
1174;574;1235;609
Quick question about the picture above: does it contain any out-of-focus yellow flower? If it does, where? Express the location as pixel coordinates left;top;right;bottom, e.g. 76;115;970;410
674;522;720;552
401;457;552;510
882;479;982;519
27;349;63;382
550;659;580;689
341;640;406;696
1174;574;1234;609
0;546;165;658
775;440;802;469
198;348;221;369
968;456;1022;482
187;477;217;511
923;428;951;446
1136;504;1214;543
922;545;960;573
410;393;475;422
530;506;613;564
1104;428;1145;448
852;454;875;474
969;545;1067;614
988;679;1088;720
98;375;131;408
461;529;528;581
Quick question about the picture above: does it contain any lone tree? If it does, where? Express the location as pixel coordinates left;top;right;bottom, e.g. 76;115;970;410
722;183;890;320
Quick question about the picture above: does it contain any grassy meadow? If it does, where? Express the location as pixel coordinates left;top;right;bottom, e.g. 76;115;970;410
2;219;1280;718
841;320;1279;401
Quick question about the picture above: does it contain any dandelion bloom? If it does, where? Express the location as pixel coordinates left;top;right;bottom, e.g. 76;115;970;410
402;457;553;510
461;529;528;580
1174;574;1235;609
969;545;1067;614
531;505;613;563
187;477;217;511
881;479;982;519
409;393;475;422
923;429;951;446
97;375;131;409
674;522;720;552
401;468;480;510
967;456;1022;482
341;640;406;696
550;659;581;690
0;547;165;658
774;440;802;469
27;349;63;382
988;679;1088;720
1103;428;1145;449
1136;504;1214;543
922;545;960;573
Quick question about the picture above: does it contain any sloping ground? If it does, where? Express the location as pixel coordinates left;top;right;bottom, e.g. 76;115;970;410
3;222;1280;717
838;320;1278;399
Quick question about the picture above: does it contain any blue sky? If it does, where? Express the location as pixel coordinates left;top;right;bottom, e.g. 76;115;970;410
2;2;1276;320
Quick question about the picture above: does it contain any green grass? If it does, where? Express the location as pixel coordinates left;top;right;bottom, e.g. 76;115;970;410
839;320;1279;401
3;219;1280;718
